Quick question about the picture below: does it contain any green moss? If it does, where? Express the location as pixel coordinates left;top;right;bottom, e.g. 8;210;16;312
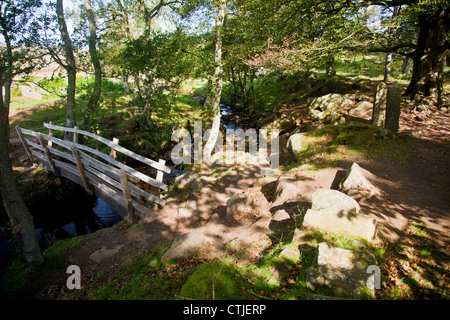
179;261;254;300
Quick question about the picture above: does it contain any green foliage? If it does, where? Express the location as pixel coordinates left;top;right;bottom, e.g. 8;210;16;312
37;77;66;97
11;86;22;97
379;220;450;299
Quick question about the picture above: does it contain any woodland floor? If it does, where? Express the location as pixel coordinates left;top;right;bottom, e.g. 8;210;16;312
5;93;450;299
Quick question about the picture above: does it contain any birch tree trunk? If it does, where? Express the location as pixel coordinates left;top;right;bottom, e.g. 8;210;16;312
203;0;226;165
383;52;392;82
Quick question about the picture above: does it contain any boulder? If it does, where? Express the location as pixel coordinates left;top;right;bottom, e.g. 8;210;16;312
308;94;349;112
286;132;306;157
191;95;205;105
273;173;302;204
302;207;377;242
306;242;377;299
348;101;373;120
272;209;291;221
160;230;209;261
89;245;124;264
308;94;352;125
226;192;255;224
311;189;360;213
303;189;377;242
339;163;381;200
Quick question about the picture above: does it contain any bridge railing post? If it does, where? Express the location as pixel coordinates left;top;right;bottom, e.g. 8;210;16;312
72;146;93;195
37;133;60;176
153;159;166;211
48;121;53;147
119;170;138;224
15;126;34;163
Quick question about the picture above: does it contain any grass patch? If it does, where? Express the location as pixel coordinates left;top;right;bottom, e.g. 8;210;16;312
281;123;414;171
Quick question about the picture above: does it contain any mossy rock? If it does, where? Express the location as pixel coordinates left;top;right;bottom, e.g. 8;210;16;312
178;261;253;300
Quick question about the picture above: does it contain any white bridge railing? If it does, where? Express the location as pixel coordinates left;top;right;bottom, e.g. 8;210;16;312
15;122;171;223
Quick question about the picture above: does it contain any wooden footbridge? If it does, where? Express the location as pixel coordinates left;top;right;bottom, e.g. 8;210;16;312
15;122;171;223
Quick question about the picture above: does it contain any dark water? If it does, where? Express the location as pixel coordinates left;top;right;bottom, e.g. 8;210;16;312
0;194;122;273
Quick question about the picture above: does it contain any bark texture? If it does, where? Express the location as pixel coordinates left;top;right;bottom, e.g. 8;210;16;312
203;0;226;164
57;0;77;136
84;0;102;127
0;67;44;265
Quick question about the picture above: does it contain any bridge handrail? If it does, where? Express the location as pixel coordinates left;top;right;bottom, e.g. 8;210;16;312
20;127;167;192
15;124;169;221
43;122;170;174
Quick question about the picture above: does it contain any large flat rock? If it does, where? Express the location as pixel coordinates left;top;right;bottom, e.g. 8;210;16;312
302;207;377;242
306;242;377;299
311;189;360;213
303;189;376;241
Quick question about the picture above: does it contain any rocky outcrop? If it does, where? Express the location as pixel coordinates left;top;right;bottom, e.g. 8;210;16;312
348;101;373;120
310;189;360;213
262;110;303;132
89;245;124;264
160;230;209;261
308;94;351;125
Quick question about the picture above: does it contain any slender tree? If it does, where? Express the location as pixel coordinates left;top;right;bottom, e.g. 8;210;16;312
0;66;44;266
84;0;102;130
56;0;77;137
0;0;44;138
203;0;226;164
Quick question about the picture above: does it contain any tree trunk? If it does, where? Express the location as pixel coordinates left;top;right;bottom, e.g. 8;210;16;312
401;56;412;74
0;67;44;266
0;21;13;140
383;7;399;83
383;52;392;82
404;8;449;105
57;0;77;138
249;72;256;114
203;0;226;165
325;52;336;78
84;0;102;128
122;73;130;93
